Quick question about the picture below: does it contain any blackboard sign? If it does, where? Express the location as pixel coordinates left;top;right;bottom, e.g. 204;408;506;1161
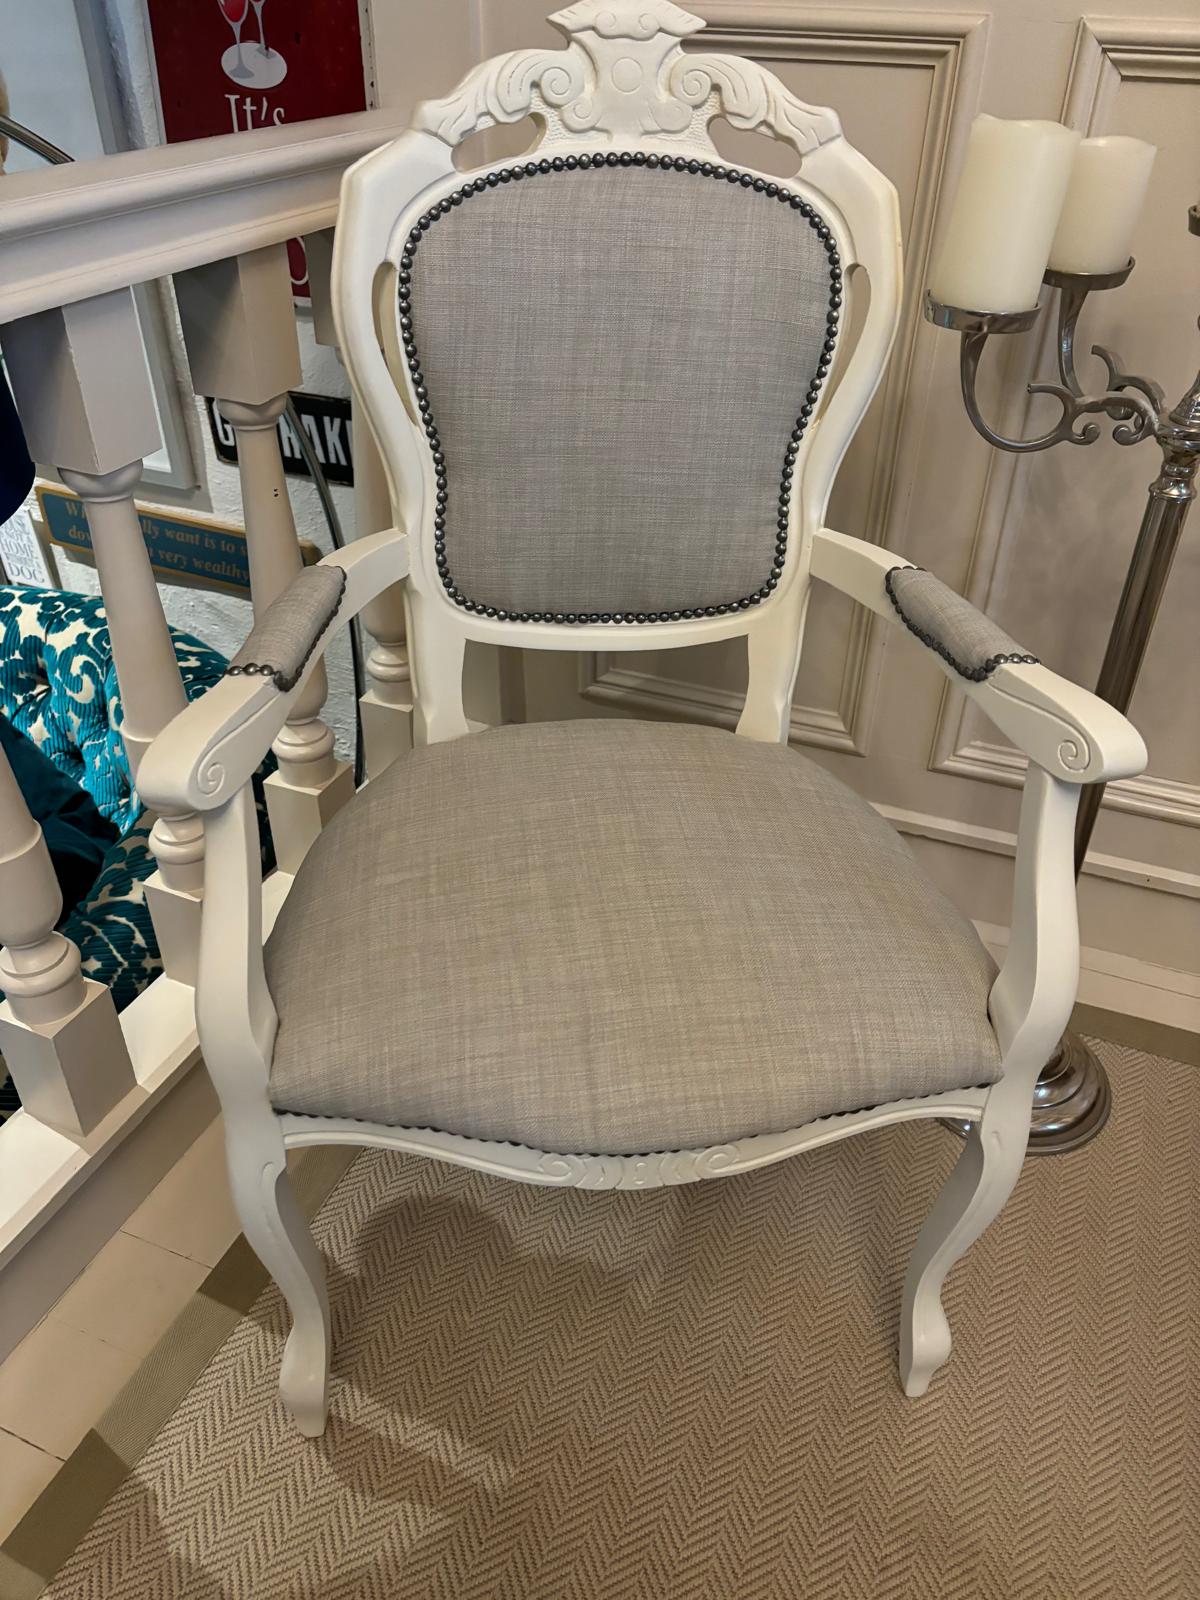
207;391;355;487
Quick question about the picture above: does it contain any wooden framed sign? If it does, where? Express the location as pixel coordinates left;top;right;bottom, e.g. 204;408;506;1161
37;483;253;597
36;483;321;596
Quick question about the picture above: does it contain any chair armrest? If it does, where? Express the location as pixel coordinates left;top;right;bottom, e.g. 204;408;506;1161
228;563;347;691
810;527;1147;785
138;529;410;813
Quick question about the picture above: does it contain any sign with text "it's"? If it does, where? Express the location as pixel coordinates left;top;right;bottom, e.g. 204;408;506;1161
206;392;355;488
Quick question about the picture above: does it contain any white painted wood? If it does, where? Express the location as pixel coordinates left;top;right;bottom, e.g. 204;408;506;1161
0;290;161;474
304;226;414;777
901;766;1080;1396
57;463;207;983
0;741;135;1138
3;290;205;983
137;1;1154;1428
137;532;411;816
176;245;352;870
877;802;1198;901
0;108;415;324
810;526;1148;784
332;0;903;746
0;868;295;1360
353;415;414;776
197;788;329;1435
281;1086;989;1189
0;1065;217;1365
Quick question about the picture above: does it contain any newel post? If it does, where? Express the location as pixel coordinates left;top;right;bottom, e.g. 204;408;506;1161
306;228;413;777
1;289;205;984
0;740;134;1135
175;244;353;867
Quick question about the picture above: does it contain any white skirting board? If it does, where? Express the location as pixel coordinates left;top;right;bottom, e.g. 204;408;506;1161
0;870;293;1364
0;881;1193;1363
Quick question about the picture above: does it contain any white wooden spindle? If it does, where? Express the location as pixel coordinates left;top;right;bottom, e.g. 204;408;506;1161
306;227;413;778
0;741;134;1136
0;289;205;983
175;245;353;870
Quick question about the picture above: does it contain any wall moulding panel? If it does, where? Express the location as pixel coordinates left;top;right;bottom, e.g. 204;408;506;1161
927;17;1200;842
878;801;1200;901
580;5;989;758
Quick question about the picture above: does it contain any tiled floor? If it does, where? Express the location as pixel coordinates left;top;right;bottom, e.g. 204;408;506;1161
0;1114;240;1542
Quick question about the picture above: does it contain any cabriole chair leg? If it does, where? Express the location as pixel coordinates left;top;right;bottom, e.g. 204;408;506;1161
899;1079;1030;1397
226;1129;332;1436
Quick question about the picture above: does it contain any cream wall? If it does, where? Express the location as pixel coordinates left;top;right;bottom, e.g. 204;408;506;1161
376;0;1199;974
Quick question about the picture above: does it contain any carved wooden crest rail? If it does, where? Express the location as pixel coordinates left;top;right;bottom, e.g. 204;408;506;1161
413;0;842;158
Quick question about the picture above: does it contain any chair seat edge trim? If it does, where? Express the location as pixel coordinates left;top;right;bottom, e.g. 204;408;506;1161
277;1085;991;1190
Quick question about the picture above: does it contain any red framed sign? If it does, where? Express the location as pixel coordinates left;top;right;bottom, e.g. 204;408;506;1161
145;0;372;296
146;0;370;141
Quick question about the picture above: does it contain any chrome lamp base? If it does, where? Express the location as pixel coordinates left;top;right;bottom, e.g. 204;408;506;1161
941;1031;1112;1153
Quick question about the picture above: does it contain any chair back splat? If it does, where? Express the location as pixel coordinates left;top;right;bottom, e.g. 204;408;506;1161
332;0;902;745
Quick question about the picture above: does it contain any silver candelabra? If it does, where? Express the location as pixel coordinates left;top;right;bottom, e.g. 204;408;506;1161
925;204;1200;1154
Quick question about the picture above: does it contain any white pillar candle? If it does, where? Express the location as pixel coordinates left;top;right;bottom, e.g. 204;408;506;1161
928;115;1081;313
1048;135;1156;275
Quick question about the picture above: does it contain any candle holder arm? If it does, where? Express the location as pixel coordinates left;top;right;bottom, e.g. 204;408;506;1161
927;290;1162;454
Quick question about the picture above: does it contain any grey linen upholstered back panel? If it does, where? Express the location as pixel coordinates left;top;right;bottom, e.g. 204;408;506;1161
404;164;837;620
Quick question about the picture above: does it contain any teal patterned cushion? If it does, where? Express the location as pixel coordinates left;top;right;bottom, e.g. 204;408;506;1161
0;585;230;835
0;585;280;1118
59;811;160;1011
0;582;277;1009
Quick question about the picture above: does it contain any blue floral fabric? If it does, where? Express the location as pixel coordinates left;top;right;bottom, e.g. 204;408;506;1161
0;585;227;835
0;586;276;1119
59;810;160;1012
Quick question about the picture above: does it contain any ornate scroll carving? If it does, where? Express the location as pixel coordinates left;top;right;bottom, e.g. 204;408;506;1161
668;53;841;157
537;1144;741;1189
413;0;841;155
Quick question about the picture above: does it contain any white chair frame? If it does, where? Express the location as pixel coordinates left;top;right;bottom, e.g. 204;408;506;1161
139;0;1146;1437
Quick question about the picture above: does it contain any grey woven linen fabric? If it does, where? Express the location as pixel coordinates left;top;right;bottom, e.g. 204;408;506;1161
408;167;832;617
887;566;1037;678
229;565;346;689
265;721;1001;1154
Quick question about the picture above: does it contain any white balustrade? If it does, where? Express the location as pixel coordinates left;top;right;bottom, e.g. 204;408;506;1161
175;244;353;868
0;742;134;1137
305;227;413;778
0;288;205;983
0;103;418;1298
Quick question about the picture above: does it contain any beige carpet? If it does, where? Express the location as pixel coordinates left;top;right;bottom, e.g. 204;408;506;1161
40;1039;1200;1599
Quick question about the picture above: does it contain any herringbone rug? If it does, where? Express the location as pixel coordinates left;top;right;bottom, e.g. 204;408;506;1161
43;1039;1199;1599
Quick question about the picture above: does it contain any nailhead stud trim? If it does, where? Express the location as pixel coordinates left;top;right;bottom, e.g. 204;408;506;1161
225;568;349;692
883;566;1039;682
399;155;842;626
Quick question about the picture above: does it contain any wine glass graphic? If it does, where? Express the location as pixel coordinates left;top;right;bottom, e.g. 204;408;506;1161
222;0;288;89
251;0;272;56
217;0;253;82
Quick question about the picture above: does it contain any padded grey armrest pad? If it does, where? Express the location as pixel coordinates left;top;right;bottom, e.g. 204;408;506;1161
228;564;347;692
885;566;1038;682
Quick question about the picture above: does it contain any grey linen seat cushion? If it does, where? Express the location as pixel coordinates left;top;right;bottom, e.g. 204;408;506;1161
265;721;1002;1154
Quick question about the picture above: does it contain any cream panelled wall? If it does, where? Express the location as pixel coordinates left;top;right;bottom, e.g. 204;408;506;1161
371;0;1200;974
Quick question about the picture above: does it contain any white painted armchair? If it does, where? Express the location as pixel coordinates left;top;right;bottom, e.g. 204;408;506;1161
138;0;1146;1437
